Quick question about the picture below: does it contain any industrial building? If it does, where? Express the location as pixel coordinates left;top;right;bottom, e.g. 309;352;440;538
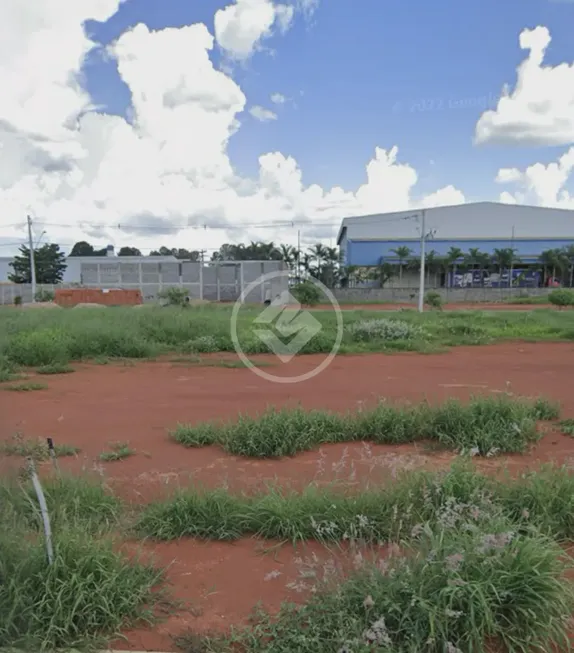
338;202;574;266
337;202;574;287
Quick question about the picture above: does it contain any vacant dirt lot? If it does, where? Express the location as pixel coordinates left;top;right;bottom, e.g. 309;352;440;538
2;342;574;649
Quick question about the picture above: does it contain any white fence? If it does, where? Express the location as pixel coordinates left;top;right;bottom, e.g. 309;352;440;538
0;260;289;305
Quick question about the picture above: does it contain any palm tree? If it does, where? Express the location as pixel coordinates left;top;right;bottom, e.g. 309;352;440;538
563;245;574;288
539;248;567;286
390;246;412;285
370;262;395;288
424;250;441;288
308;243;327;278
492;248;518;286
279;244;297;270
445;247;464;287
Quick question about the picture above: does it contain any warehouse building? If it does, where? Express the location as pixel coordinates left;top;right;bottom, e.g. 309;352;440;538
337;202;574;287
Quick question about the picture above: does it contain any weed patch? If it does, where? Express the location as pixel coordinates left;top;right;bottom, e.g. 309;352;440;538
0;473;122;533
4;381;48;392
221;521;572;653
0;434;79;460
171;395;557;458
137;463;574;544
99;442;136;461
36;363;75;375
2;305;574;364
0;529;161;651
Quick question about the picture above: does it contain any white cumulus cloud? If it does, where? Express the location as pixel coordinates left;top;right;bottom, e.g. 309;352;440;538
270;93;286;104
475;26;574;146
249;105;278;121
0;1;470;256
214;0;294;60
495;147;574;208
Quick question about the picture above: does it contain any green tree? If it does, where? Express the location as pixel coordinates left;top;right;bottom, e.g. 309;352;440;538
424;250;441;288
563;245;574;288
279;244;299;273
492;248;519;286
9;244;67;284
539;249;567;285
210;241;282;261
370;262;395;288
390;246;412;284
150;247;201;260
69;241;107;256
117;246;142;256
445;247;463;286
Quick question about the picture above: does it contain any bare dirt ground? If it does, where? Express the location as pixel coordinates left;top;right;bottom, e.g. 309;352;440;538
2;343;574;650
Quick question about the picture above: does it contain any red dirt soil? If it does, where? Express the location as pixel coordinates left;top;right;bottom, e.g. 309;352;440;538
2;342;574;650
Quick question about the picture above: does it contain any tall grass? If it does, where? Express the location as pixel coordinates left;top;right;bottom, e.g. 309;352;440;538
1;305;574;365
170;395;559;458
221;520;573;653
0;473;123;533
0;528;161;651
136;463;574;544
0;473;158;651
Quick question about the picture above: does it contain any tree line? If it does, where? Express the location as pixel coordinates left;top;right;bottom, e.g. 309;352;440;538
6;239;574;288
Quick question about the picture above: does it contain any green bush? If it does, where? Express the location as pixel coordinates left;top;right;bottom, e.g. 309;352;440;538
158;286;189;307
13;295;22;306
347;318;424;342
291;281;322;306
548;288;574;308
0;530;160;650
34;289;55;303
424;290;443;310
185;335;220;353
230;519;573;653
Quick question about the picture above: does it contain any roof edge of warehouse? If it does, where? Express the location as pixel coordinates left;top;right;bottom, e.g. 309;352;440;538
336;201;574;245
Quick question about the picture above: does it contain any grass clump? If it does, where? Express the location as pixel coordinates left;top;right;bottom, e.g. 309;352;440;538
0;434;79;460
558;418;574;436
137;463;574;544
346;318;424;342
224;520;572;653
99;441;136;462
0;529;161;651
4;381;48;392
171;395;557;459
36;363;75;375
0;473;122;533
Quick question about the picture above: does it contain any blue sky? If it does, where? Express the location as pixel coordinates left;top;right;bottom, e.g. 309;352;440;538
82;0;573;203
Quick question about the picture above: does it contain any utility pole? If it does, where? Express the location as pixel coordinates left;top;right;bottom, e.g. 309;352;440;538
417;209;426;313
27;215;37;303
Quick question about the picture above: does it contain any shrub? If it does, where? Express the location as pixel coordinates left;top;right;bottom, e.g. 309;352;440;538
347;318;423;342
6;329;71;366
548;288;574;308
159;286;189;307
424;290;443;310
171;395;555;458
0;530;161;650
291;281;322;306
13;295;22;306
34;289;55;303
185;335;220;353
230;519;573;653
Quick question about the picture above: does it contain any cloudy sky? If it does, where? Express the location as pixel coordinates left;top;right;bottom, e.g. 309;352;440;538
0;0;572;257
